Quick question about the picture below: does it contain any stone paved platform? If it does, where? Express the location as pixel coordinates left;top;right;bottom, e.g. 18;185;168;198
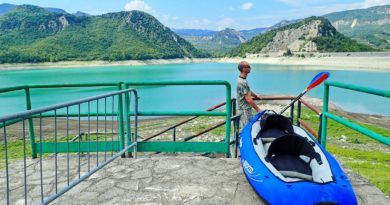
53;156;264;205
1;155;389;204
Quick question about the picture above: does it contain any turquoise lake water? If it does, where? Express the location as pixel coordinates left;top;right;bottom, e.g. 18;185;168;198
0;63;389;117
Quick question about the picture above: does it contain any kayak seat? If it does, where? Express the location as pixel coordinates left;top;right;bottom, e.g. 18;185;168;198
254;114;294;144
260;128;290;142
266;134;320;181
270;155;313;181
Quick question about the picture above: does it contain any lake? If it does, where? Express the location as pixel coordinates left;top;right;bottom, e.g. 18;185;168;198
0;63;389;117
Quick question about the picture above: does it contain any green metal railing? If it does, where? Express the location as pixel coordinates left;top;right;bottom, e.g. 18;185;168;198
321;81;390;148
0;83;120;158
0;88;139;205
0;80;232;157
123;81;232;155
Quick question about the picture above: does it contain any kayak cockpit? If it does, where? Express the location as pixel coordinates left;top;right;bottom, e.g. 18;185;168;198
251;113;334;183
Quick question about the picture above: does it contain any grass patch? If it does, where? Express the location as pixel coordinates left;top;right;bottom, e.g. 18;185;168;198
296;107;390;144
0;139;32;162
327;144;390;196
0;134;110;169
294;107;390;196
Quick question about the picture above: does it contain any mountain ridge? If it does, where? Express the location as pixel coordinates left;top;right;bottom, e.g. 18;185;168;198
324;5;390;50
176;28;247;56
228;16;376;57
0;5;208;63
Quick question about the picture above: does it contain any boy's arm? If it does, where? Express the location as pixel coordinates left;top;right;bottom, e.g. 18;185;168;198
250;91;261;100
245;93;261;112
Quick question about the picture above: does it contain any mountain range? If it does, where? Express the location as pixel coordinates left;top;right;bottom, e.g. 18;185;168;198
174;27;266;55
0;3;388;63
175;6;390;53
325;5;390;50
0;5;207;63
175;28;256;56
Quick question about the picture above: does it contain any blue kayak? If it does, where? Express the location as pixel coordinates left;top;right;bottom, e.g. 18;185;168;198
239;111;357;205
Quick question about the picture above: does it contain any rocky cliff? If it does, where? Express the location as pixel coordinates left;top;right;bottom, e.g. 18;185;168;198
324;5;390;50
229;17;375;57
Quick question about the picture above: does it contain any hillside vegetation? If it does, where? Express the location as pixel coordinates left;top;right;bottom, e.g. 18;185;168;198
0;5;208;63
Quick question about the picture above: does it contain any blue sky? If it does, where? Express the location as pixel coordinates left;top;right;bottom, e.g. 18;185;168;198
3;0;390;30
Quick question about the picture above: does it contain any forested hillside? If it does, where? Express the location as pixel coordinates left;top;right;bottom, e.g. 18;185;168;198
0;5;208;63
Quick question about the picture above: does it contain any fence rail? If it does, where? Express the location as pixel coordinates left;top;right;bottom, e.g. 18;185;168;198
1;88;138;205
0;81;235;204
321;81;390;147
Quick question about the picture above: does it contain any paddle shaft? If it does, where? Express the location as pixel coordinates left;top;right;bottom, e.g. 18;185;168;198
278;90;307;114
278;71;329;115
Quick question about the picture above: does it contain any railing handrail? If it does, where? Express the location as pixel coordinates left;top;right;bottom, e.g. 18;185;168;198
124;80;231;86
0;83;120;94
0;80;232;95
142;100;231;142
325;81;390;98
140;94;319;140
321;81;390;147
0;88;137;123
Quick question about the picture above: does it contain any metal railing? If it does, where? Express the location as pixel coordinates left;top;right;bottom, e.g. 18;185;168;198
0;81;324;156
122;81;232;155
136;94;323;158
321;81;390;147
0;83;121;158
0;81;233;157
0;88;138;205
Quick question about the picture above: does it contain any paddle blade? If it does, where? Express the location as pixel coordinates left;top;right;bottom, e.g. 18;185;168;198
306;71;330;91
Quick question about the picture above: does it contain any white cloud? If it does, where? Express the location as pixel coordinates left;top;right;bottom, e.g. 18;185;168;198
241;2;254;10
124;0;155;14
217;17;239;30
160;14;178;22
161;14;170;22
362;0;390;8
156;14;179;28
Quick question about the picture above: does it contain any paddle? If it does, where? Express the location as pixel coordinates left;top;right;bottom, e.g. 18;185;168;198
278;71;330;114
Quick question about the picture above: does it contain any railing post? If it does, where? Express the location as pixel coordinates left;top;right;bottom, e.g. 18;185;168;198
290;100;294;123
225;83;232;158
318;113;323;141
321;83;329;148
117;83;126;157
297;100;301;127
124;84;132;157
232;98;237;158
133;90;139;159
173;127;176;142
25;87;37;158
234;116;240;158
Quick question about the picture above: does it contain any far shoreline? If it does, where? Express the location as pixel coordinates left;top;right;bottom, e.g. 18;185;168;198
1;52;390;72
